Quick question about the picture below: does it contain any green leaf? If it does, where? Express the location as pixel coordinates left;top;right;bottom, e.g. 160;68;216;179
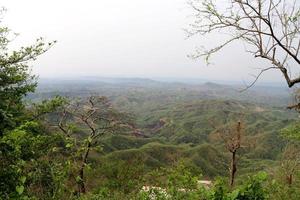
229;189;240;199
76;176;82;183
16;185;24;195
20;176;26;184
256;171;267;181
86;163;92;171
65;143;72;148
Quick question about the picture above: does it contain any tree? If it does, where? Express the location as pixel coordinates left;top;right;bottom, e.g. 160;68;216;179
0;8;55;135
0;97;68;199
188;0;300;89
216;121;244;187
280;143;300;186
57;96;132;195
0;9;57;198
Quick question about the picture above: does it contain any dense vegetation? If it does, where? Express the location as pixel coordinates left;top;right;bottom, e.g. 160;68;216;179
18;77;300;199
2;7;300;200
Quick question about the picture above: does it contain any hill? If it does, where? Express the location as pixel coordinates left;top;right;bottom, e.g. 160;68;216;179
28;77;297;178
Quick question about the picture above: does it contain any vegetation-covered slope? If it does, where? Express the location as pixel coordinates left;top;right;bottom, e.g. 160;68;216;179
29;78;297;181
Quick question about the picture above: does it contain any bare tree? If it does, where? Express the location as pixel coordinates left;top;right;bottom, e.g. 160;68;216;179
287;88;300;111
188;0;300;89
216;121;244;187
280;143;300;186
57;96;132;194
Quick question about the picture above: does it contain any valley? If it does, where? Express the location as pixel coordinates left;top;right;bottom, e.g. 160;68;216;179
28;78;298;182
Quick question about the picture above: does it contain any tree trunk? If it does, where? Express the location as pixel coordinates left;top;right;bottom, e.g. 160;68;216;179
77;167;85;194
287;174;293;186
77;142;91;194
230;151;237;187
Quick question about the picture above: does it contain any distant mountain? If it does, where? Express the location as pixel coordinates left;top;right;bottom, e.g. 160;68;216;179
30;77;292;107
202;82;228;89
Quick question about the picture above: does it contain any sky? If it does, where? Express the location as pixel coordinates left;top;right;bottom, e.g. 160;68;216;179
1;0;286;84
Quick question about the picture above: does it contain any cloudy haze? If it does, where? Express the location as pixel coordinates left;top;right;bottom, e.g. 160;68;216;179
2;0;286;84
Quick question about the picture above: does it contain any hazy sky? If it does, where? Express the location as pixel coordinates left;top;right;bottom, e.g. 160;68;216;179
2;0;285;84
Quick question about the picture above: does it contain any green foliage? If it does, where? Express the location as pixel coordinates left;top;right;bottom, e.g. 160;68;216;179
0;27;54;135
165;162;201;199
229;172;268;200
267;178;300;200
100;135;160;152
0;20;69;198
96;158;145;194
138;169;268;200
137;162;202;200
281;123;300;141
0;14;297;198
194;172;268;200
0;120;68;199
30;96;68;119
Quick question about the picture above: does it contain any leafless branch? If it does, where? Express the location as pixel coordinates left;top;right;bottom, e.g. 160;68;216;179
188;0;300;89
